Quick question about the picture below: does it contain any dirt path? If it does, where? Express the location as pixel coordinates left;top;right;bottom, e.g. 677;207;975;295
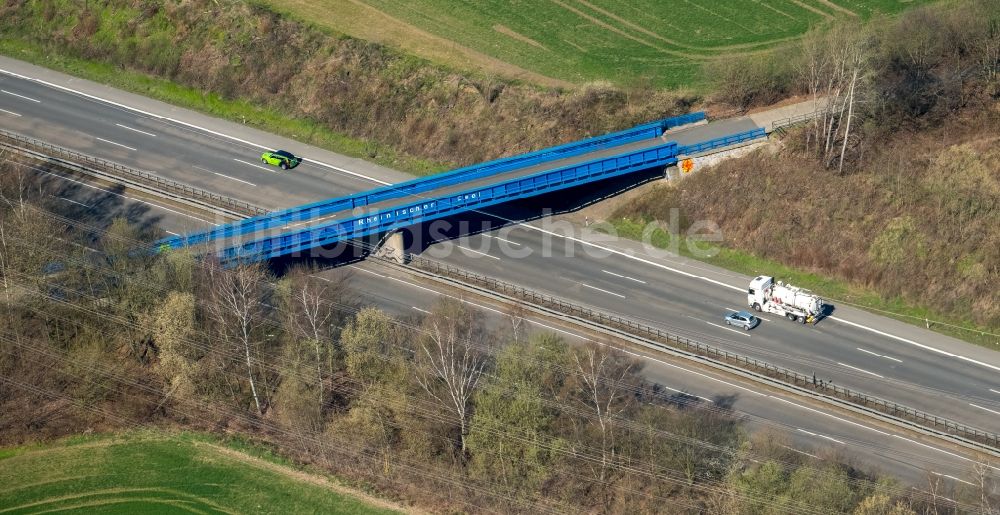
198;442;421;515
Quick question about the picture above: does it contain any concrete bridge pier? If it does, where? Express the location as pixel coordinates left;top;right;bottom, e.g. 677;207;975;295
374;230;408;264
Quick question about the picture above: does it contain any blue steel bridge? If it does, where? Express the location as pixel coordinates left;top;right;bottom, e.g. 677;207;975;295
157;111;765;263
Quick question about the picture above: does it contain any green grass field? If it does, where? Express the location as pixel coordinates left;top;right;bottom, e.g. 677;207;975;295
0;432;399;514
272;0;937;88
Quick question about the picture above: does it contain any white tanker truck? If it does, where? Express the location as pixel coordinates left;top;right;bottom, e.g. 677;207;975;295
747;276;825;324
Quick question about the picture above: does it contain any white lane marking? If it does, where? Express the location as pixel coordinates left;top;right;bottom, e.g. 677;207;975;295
375;270;505;315
796;428;817;437
115;123;156;137
1;89;40;102
771;397;892;436
699;275;741;290
990;388;1000;395
52;195;90;208
601;269;646;284
193;165;257;187
95;137;136;151
954;354;1000;373
581;283;625;298
818;434;845;445
346;265;385;278
32;167;216;225
705;320;750;337
743;375;999;472
892;434;1000;472
911;487;957;504
653;384;715;403
165;230;179;236
0;107;21;117
837;362;884;378
11;65;995;381
0;67;391;185
856;347;902;363
831;316;1000;374
931;471;975;486
931;470;976;486
233;158;274;172
969;403;1000;416
829;316;954;356
517;221;1000;376
488;235;521;246
780;445;819;459
411;306;432;315
455;244;500;260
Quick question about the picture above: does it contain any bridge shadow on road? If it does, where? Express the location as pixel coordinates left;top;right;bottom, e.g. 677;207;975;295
401;166;665;255
266;166;666;274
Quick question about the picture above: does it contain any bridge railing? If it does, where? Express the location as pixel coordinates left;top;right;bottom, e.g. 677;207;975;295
358;110;704;206
678;127;767;155
0;127;266;217
157;112;705;251
222;142;681;262
405;254;1000;453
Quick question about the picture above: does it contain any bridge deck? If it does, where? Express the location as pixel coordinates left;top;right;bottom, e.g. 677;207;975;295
222;134;665;245
225;115;763;245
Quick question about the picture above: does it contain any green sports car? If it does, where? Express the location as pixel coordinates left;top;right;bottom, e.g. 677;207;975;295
260;149;302;170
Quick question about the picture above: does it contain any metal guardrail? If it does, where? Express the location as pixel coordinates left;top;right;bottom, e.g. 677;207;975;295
770;109;825;132
406;254;1000;451
0;128;267;217
20;126;997;452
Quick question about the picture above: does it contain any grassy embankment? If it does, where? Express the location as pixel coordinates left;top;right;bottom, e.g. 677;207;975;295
275;0;938;88
0;431;400;514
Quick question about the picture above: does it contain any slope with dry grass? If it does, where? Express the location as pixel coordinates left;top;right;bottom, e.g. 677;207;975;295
614;107;1000;336
0;0;694;173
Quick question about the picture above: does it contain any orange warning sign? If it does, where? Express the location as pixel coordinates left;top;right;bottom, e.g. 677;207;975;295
680;158;694;174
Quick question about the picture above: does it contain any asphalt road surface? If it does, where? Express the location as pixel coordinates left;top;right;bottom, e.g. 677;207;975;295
2;56;998;491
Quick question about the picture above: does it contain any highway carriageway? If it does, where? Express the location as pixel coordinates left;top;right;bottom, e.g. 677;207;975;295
20;173;999;493
2;58;998;450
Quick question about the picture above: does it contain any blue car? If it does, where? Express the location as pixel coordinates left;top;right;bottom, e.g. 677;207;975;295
725;311;760;330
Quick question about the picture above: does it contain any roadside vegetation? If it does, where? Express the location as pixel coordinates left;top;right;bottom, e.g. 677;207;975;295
0;0;694;173
3;0;985;341
3;159;991;513
609;0;1000;344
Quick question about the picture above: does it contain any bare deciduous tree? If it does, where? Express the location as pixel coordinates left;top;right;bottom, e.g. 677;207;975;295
280;268;351;408
798;23;873;173
971;459;998;515
206;260;269;414
414;298;489;455
505;301;529;345
573;344;635;481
